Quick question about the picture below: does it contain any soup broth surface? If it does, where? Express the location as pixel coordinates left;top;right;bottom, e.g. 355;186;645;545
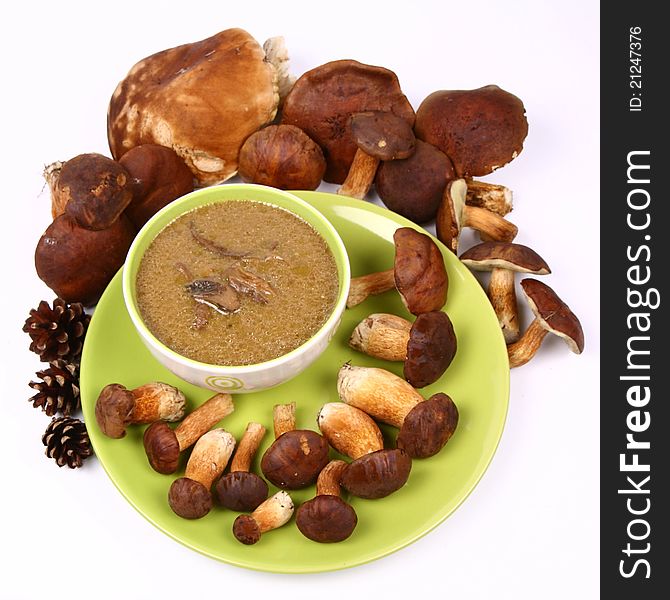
136;201;339;365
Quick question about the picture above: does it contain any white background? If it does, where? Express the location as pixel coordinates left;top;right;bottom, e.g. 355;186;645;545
1;1;599;598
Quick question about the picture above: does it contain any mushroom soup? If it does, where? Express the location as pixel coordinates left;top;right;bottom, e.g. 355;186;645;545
136;201;339;365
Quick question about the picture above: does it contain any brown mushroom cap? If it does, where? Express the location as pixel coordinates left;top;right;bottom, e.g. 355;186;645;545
375;140;455;223
143;421;180;474
415;85;529;177
350;111;415;160
260;430;330;489
521;279;585;353
237;124;326;190
460;242;551;274
397;393;459;458
233;514;262;545
296;495;358;543
108;28;280;185
94;384;135;439
404;311;457;388
341;448;412;499
281;59;415;183
393;228;449;315
168;477;212;519
214;471;269;512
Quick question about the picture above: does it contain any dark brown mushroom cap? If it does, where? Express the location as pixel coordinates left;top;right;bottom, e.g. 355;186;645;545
341;448;412;499
460;242;551;274
350;111;415;160
281;59;415;183
94;383;135;439
143;421;180;474
233;514;262;545
404;312;457;388
260;430;330;489
521;279;585;354
393;227;449;315
168;477;212;519
415;85;529;177
397;393;459;458
214;471;269;512
296;495;358;543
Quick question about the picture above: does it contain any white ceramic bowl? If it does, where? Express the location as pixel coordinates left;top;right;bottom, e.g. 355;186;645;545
122;184;350;393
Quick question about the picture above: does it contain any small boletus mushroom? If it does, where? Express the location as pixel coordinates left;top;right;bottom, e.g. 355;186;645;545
296;459;357;543
214;421;269;512
237;124;326;190
118;144;194;229
232;490;295;545
260;402;330;489
348;227;448;314
460;241;551;343
436;179;518;254
281;59;415;183
95;382;186;439
35;213;135;306
350;311;457;388
507;279;585;368
375;139;455;223
338;110;415;199
337;364;459;459
168;429;236;519
317;402;411;499
415;85;529;178
143;393;234;474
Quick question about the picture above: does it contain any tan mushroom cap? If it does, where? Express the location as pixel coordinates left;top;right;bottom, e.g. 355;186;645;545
350;111;415;160
281;59;415;183
415;85;529;177
460;242;551;274
521;279;584;353
108;28;281;185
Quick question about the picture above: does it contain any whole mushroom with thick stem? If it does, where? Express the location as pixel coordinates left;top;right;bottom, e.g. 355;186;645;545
260;402;330;489
95;382;186;439
214;422;268;512
348;227;448;314
296;460;357;543
507;279;584;367
350;311;457;388
168;429;236;519
337;364;459;459
460;241;551;343
317;402;411;499
232;491;295;545
143;393;235;474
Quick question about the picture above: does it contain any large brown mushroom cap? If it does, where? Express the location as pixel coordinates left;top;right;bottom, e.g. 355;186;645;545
214;471;269;512
404;311;457;388
397;393;459;458
460;242;551;274
168;477;212;519
281;59;415;183
260;430;330;489
108;28;281;185
341;448;412;499
143;421;180;474
415;85;528;177
296;495;358;543
350;111;415;160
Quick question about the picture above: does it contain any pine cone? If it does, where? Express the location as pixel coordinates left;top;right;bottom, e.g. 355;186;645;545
23;298;91;363
42;417;93;468
29;360;80;416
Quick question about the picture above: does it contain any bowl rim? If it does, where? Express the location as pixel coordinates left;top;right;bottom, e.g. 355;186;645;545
121;183;351;375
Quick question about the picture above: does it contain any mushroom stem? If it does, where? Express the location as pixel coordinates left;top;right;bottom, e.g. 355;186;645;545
338;149;379;199
316;460;348;497
184;429;236;489
272;402;296;439
349;313;411;361
230;422;267;472
507;318;547;368
347;268;395;308
44;160;65;219
488;268;520;343
232;491;295;544
317;402;384;459
465;180;513;216
461;205;518;242
130;382;187;423
337;363;423;428
174;393;235;450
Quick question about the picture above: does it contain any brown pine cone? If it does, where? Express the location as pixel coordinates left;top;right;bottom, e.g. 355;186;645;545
42;417;93;468
23;298;91;363
29;360;80;416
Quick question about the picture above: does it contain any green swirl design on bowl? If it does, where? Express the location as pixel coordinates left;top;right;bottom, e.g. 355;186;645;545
204;375;245;391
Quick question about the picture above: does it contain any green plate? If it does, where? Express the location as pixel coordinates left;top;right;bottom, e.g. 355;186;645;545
80;191;509;573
